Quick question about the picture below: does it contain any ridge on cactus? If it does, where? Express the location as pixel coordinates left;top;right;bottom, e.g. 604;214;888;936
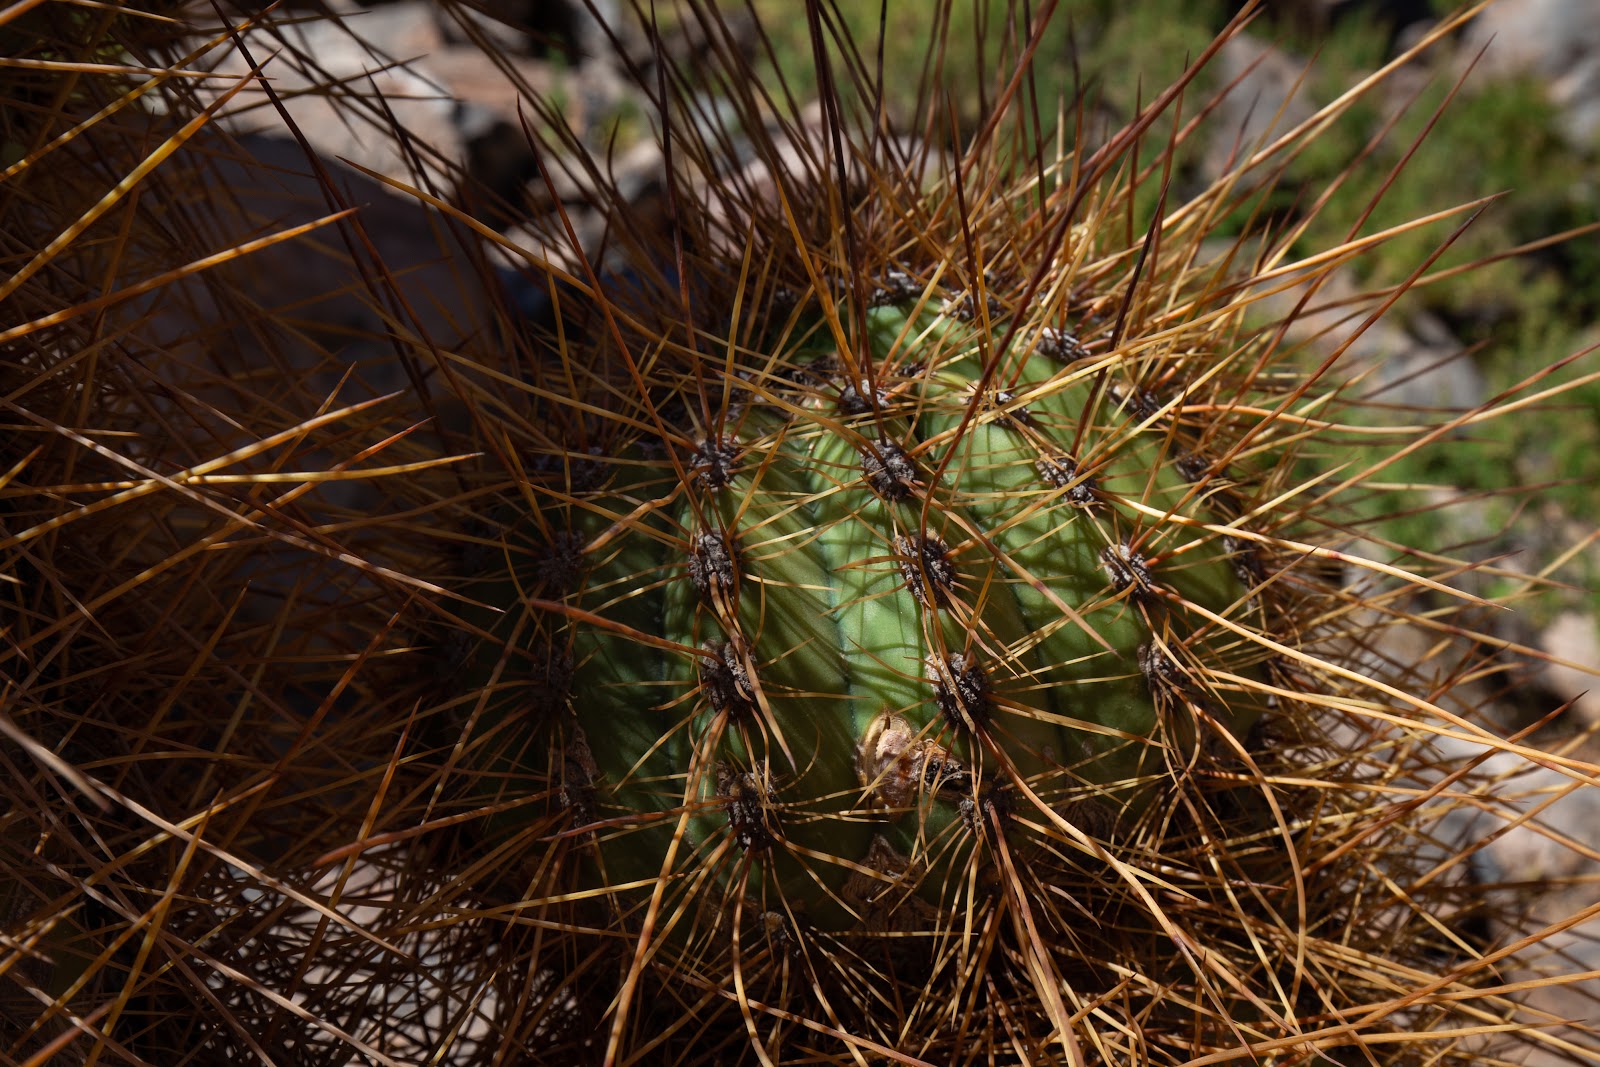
477;284;1274;931
1;1;1598;1065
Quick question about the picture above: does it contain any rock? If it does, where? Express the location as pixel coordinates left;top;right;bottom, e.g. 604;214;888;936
203;852;502;1060
127;128;500;541
1458;0;1600;83
1230;252;1486;413
1407;730;1600;1062
1456;0;1600;147
185;2;636;229
1553;52;1600;144
137;131;498;426
434;0;620;63
434;0;533;54
1541;611;1600;727
1201;34;1317;184
190;2;463;191
112;128;507;716
1328;615;1600;1058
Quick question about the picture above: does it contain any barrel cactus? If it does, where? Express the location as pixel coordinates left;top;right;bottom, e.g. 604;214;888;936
479;284;1274;919
3;1;1598;1064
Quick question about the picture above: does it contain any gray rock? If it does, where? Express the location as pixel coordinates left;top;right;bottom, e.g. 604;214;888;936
135;131;498;436
1336;619;1600;1056
1429;735;1600;1062
1553;52;1600;145
1201;34;1318;184
1457;0;1600;148
1459;0;1600;84
1234;253;1487;413
121;129;503;664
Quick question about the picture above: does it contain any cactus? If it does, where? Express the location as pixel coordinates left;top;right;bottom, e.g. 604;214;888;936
479;281;1275;918
3;1;1599;1065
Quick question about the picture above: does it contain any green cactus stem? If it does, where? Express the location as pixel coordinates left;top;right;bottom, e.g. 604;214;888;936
471;289;1273;931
